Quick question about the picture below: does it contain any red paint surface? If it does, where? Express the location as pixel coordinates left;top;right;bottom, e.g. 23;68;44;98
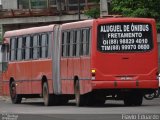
91;18;158;90
1;18;158;97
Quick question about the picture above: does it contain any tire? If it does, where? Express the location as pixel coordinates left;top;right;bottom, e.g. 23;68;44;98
10;81;22;104
74;80;85;106
87;92;106;106
133;93;143;106
124;93;132;106
124;92;143;106
58;97;69;105
94;96;106;106
43;82;53;106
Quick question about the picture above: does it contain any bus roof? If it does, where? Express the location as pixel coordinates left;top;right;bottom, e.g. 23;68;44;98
3;24;55;38
61;17;155;30
3;17;155;38
61;19;94;30
96;17;155;24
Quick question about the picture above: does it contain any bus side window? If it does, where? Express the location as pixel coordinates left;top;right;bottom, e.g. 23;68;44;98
69;31;74;57
62;32;67;57
30;36;33;59
17;37;23;60
48;32;52;58
25;36;31;60
81;28;91;56
66;32;70;57
61;32;64;57
10;38;17;61
22;37;26;60
15;38;18;60
76;30;81;56
82;29;87;55
32;35;39;59
1;44;9;72
80;28;90;56
41;33;48;58
73;30;77;56
86;28;91;55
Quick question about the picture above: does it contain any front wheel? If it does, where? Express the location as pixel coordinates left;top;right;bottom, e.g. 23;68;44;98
10;81;22;104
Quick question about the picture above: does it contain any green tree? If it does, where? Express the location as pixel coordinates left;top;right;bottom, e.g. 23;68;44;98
84;0;160;31
84;0;100;18
112;0;160;31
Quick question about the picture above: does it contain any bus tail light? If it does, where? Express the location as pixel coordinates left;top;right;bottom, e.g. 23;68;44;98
91;69;96;80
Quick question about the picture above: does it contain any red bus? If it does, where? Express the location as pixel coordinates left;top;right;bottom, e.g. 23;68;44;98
1;18;158;106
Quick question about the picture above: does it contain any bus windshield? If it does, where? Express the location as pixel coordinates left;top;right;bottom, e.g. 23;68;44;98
97;22;153;52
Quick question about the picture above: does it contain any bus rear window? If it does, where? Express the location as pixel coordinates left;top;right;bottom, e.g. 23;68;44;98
97;22;153;52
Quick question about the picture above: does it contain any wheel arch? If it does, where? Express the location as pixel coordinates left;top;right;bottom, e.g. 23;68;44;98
41;75;48;85
9;77;15;85
74;75;79;86
41;75;53;94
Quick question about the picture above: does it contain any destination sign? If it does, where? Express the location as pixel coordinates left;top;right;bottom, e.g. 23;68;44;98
97;23;153;52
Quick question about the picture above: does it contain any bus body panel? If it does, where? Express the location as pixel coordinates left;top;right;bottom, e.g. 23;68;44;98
31;59;53;94
2;25;55;96
91;18;158;90
60;20;93;95
15;61;32;94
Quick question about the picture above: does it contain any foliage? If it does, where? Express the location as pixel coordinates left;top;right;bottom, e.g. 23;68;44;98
84;7;100;19
84;0;160;31
111;0;160;31
84;0;100;19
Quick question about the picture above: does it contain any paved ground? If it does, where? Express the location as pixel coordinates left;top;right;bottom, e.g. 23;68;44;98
0;96;160;120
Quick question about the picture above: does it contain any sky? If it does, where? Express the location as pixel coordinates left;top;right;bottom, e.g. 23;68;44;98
0;0;1;5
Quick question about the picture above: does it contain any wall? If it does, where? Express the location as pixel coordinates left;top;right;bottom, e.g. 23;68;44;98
1;0;17;9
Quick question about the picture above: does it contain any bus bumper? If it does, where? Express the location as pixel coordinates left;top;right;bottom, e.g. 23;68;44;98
91;80;159;89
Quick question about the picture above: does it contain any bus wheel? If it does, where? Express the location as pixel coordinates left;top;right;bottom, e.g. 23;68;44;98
10;81;22;104
74;80;85;106
58;97;69;105
133;93;143;106
124;93;133;106
43;82;53;106
124;92;143;106
87;92;106;106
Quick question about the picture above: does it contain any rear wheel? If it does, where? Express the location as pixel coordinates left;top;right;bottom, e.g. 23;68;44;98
59;97;69;105
85;92;106;106
74;80;86;106
124;92;143;106
10;81;22;104
43;82;53;106
93;93;106;106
